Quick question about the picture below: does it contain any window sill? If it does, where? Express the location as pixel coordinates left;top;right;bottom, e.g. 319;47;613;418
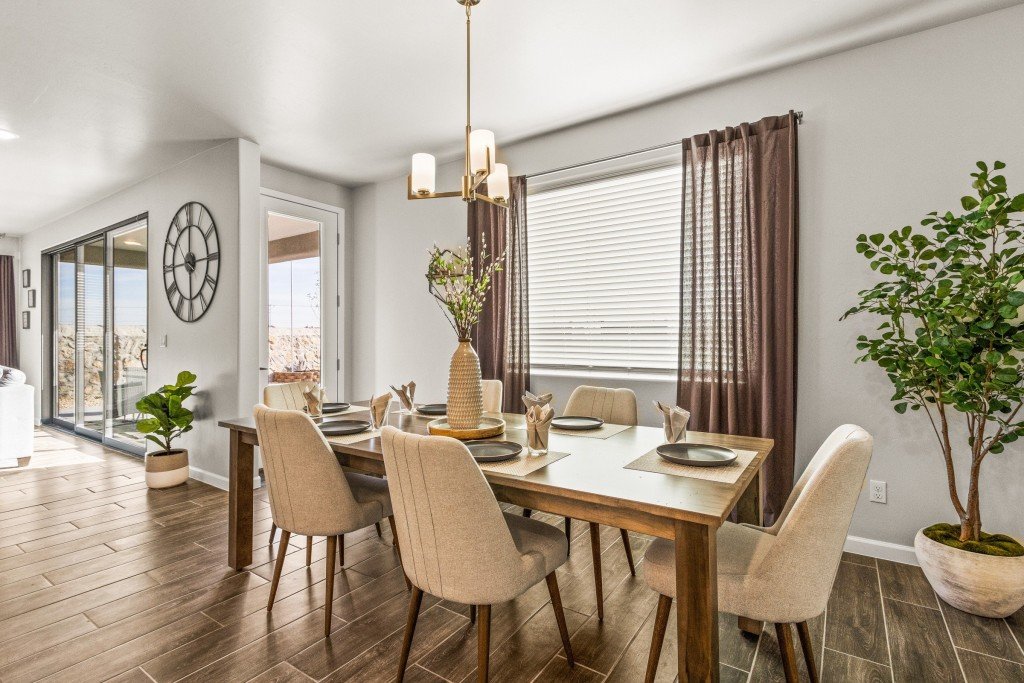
530;367;677;384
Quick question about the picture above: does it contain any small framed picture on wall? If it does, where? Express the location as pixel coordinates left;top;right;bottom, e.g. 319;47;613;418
21;311;30;329
21;269;30;288
27;289;36;308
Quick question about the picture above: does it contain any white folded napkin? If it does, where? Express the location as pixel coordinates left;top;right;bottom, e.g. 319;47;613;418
654;401;690;443
522;390;553;410
526;404;554;452
369;393;391;429
390;381;416;412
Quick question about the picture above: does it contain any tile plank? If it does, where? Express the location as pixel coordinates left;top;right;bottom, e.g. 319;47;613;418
884;597;963;682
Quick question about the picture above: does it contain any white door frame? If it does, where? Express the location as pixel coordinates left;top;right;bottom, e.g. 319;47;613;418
258;189;345;400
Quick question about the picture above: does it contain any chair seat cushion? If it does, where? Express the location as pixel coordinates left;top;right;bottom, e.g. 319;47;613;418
643;522;772;599
503;512;568;576
345;472;393;519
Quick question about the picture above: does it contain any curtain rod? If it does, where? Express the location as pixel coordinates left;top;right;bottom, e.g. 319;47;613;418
527;110;803;180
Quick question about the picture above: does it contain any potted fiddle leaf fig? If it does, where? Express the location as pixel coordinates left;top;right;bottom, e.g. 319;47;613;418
843;161;1024;617
136;370;197;489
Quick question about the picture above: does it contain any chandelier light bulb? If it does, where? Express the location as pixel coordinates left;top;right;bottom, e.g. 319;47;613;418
411;153;437;195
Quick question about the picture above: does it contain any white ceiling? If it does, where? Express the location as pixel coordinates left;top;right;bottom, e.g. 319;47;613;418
0;0;1019;235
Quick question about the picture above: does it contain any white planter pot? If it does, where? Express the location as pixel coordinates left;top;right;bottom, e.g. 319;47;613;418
145;449;189;489
915;528;1024;618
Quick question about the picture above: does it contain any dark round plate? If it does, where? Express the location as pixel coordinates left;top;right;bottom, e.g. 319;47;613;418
656;443;737;467
319;420;372;437
464;440;522;462
552;415;604;431
416;403;447;416
322;402;351;414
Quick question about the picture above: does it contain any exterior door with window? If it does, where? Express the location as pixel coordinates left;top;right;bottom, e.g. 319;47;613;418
259;193;342;401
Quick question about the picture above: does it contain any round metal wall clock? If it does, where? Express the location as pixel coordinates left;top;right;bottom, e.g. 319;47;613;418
163;202;220;322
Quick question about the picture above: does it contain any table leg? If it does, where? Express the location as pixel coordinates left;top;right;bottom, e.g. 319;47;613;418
675;520;719;682
228;429;254;570
735;471;763;636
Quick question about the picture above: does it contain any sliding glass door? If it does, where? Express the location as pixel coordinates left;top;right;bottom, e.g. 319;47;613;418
49;217;148;454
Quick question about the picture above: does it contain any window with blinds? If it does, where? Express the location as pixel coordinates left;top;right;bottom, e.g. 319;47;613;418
526;161;682;374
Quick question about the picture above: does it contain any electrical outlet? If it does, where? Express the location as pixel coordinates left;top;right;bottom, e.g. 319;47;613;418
869;480;886;504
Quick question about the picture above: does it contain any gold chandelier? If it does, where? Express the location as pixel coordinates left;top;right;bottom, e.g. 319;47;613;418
407;0;509;207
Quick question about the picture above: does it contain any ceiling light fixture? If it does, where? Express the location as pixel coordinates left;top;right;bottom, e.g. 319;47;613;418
0;129;18;141
408;0;509;207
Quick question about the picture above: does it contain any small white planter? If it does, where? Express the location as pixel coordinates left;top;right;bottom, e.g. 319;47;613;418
145;449;189;489
915;528;1024;618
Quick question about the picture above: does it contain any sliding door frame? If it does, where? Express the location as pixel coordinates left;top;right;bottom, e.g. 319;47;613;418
43;213;149;456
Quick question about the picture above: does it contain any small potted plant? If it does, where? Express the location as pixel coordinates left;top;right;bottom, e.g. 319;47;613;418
426;239;503;429
844;161;1024;617
136;370;197;489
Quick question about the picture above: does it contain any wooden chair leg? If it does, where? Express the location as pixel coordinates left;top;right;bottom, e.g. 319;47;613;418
797;620;820;683
775;622;799;683
388;515;412;591
545;572;574;667
477;604;491;682
305;536;313;567
620;528;636;576
470;604;477;624
522;508;533;518
324;535;337;637
338;534;345;568
396;586;424;683
268;522;277;546
564;517;572;555
375;521;383;538
589;522;604;621
645;594;673;683
267;529;290;611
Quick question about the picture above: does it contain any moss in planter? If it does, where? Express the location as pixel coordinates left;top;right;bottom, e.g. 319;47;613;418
924;523;1024;557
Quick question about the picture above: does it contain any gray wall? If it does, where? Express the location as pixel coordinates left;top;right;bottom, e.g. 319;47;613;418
350;4;1024;554
17;140;261;486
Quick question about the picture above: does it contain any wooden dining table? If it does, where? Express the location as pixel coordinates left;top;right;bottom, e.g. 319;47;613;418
218;408;772;683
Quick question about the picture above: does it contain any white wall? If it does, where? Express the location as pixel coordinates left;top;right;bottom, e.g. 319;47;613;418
351;4;1024;553
18;140;261;486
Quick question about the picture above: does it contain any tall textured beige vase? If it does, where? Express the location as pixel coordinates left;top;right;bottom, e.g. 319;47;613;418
447;340;483;429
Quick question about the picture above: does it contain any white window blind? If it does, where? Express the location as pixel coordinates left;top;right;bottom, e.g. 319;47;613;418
527;162;682;373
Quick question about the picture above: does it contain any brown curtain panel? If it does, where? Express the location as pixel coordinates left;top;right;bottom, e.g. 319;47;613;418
677;112;798;525
0;255;18;367
469;176;531;411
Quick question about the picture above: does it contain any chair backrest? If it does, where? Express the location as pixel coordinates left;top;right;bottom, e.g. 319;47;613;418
253;404;365;536
263;382;315;411
381;426;543;604
482;379;503;413
755;425;873;620
564;385;638;426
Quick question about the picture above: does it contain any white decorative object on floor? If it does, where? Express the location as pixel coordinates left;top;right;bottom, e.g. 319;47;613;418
915;529;1024;618
0;380;33;468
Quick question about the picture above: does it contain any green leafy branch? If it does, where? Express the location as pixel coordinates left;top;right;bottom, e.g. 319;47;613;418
842;161;1024;543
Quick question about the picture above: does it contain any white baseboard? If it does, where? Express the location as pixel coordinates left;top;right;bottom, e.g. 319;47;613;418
844;534;918;565
189;465;260;491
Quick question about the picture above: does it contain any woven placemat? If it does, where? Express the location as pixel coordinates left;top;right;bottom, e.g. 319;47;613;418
325;428;380;446
478;450;569;477
550;423;632;440
623;447;757;483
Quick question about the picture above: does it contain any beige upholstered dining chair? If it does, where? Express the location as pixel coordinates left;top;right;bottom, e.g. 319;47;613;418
562;385;640;620
481;379;503;413
262;383;384;550
253;404;402;637
641;425;873;683
381;426;574;682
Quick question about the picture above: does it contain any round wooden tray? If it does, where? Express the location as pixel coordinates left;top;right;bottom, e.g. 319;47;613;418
427;416;506;440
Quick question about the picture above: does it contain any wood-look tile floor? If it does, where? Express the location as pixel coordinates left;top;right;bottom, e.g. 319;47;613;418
2;428;1023;683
